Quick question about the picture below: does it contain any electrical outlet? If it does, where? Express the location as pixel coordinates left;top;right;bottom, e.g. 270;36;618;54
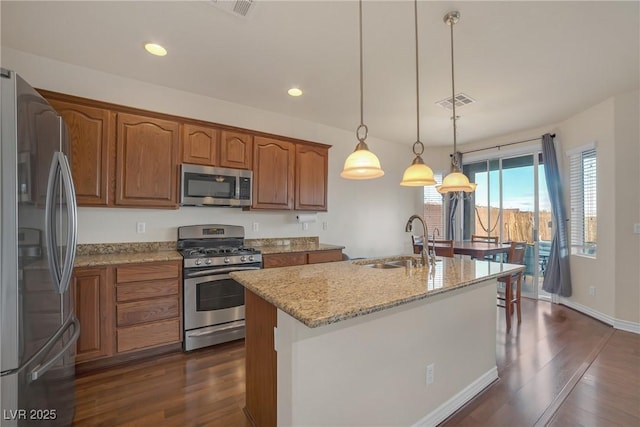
589;286;596;296
302;223;309;231
322;221;328;231
252;222;259;232
136;222;146;234
426;363;435;385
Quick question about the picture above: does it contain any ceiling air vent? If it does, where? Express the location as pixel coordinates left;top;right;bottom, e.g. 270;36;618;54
207;0;256;19
436;93;476;110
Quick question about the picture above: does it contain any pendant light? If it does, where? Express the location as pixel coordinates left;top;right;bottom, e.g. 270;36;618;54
400;0;435;187
436;11;477;194
340;0;384;180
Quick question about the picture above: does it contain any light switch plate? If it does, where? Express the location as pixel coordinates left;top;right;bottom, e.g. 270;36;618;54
634;223;640;234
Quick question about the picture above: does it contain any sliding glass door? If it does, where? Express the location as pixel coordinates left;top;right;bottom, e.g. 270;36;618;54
463;152;551;300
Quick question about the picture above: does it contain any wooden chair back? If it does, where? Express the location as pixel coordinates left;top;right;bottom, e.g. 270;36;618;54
471;234;498;244
411;235;424;255
429;239;454;258
507;241;526;265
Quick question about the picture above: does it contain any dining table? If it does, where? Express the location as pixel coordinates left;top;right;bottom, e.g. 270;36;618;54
418;241;512;259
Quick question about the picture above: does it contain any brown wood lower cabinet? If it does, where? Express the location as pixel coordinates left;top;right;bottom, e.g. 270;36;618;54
262;249;343;269
72;260;182;369
72;267;114;363
245;289;277;427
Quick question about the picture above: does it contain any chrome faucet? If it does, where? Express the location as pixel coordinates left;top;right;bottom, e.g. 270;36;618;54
405;215;429;267
430;227;440;265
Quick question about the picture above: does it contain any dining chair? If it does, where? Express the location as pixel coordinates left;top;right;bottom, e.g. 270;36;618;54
471;234;498;243
428;239;454;258
411;235;423;255
471;234;499;260
497;241;526;333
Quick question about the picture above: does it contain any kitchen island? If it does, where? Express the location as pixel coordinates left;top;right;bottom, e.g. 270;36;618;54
231;256;524;427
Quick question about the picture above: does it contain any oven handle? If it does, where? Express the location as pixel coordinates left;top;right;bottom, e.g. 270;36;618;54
185;266;261;278
187;321;245;337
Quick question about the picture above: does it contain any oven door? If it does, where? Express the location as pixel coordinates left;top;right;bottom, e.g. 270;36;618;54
184;269;256;331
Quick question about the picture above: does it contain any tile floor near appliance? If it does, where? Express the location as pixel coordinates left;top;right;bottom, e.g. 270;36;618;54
72;300;639;427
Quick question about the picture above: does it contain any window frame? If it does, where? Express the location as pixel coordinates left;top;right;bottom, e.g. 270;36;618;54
567;143;597;258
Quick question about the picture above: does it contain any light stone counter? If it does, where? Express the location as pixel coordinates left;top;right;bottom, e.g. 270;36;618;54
73;241;181;267
254;242;345;255
230;255;525;328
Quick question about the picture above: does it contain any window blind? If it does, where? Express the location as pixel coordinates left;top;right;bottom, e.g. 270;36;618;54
569;147;597;256
423;173;444;237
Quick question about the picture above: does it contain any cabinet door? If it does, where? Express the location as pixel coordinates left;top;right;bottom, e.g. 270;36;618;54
72;267;114;363
295;144;328;211
49;100;114;206
220;130;252;169
116;113;179;208
182;123;219;166
252;136;294;210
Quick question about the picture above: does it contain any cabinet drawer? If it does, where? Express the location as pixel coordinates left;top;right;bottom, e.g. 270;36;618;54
263;253;307;269
117;296;180;327
307;250;343;264
117;318;180;353
116;278;179;302
115;261;180;283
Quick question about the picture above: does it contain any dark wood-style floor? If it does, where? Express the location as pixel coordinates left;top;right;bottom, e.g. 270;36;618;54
73;300;640;426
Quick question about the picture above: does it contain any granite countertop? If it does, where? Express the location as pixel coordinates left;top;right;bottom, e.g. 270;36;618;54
230;255;525;328
257;243;345;255
245;236;344;255
73;241;181;267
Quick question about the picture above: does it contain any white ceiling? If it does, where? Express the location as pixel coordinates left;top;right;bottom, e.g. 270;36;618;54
2;1;638;147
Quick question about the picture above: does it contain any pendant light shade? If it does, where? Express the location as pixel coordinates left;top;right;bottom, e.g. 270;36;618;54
341;139;384;179
438;11;476;195
341;0;384;180
436;168;477;193
400;0;435;187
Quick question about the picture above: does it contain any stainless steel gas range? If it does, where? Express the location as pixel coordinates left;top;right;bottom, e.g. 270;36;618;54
177;224;261;351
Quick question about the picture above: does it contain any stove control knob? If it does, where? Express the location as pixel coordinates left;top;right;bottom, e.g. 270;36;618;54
224;257;231;264
249;255;255;262
240;256;247;262
195;259;202;266
205;259;212;265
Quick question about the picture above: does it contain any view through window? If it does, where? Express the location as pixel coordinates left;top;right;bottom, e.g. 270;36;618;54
569;146;597;256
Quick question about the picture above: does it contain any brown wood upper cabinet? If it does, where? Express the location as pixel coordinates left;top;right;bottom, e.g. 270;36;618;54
182;123;219;166
48;100;114;206
252;136;295;210
295;144;328;211
116;113;180;208
220;130;252;169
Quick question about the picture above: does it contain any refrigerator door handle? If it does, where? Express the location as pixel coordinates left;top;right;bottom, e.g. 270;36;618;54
28;316;80;382
58;151;77;295
43;151;77;294
44;152;63;290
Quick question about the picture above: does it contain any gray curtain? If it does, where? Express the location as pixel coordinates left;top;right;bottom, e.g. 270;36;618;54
541;133;572;296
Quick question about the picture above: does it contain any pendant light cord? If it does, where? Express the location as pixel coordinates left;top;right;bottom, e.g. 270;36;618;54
449;15;458;164
414;0;420;146
359;0;364;130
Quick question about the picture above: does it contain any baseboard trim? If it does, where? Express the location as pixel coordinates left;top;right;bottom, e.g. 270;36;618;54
412;366;498;427
613;318;640;334
559;298;640;335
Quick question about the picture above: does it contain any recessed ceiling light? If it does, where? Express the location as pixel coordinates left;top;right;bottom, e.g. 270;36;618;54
144;43;167;57
288;87;303;97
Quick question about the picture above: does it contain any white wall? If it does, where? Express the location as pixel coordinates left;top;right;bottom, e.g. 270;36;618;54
3;48;425;258
613;90;640;324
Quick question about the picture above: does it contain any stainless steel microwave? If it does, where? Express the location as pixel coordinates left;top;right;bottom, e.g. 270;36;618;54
180;164;252;207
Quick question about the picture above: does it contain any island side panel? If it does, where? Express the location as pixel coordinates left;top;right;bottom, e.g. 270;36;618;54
245;289;277;427
276;279;498;427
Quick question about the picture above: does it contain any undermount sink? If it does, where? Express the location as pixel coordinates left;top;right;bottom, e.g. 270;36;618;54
362;262;404;269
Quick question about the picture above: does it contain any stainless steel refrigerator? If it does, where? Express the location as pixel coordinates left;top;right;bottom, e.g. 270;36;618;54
1;69;79;426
